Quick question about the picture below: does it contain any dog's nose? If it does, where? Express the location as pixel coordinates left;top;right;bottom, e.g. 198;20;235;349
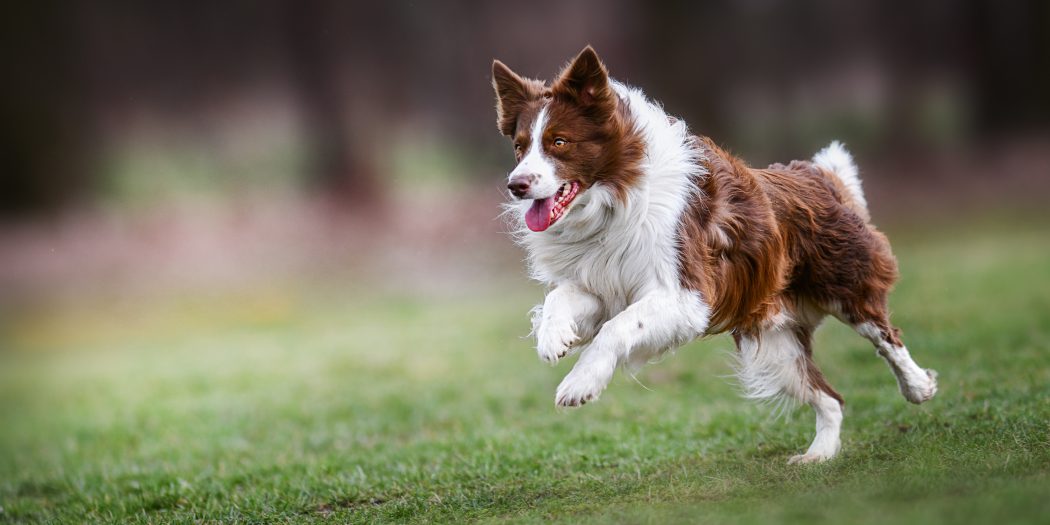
508;174;535;199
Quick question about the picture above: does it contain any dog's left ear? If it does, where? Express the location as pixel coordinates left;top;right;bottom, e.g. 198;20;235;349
553;46;613;110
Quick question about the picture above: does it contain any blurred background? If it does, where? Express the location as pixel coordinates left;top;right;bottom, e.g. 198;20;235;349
1;0;1048;315
4;4;1050;521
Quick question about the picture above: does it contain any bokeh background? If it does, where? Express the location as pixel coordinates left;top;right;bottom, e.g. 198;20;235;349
2;1;1050;522
2;0;1048;310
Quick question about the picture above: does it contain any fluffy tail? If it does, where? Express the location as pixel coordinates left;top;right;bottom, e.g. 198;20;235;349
812;141;868;220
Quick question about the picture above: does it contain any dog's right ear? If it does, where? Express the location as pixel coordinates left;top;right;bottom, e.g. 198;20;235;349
492;60;534;137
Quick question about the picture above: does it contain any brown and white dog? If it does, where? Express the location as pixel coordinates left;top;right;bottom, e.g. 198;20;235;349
492;46;937;463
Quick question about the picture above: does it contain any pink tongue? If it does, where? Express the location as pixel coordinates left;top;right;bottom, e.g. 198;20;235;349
525;197;555;232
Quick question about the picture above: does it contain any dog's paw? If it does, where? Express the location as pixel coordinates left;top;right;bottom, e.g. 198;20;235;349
536;321;579;364
554;368;609;407
901;368;938;404
787;452;835;465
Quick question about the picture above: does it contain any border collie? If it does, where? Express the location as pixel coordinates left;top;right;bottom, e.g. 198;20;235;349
492;46;937;463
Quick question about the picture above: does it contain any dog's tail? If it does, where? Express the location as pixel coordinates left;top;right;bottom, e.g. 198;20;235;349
813;141;869;221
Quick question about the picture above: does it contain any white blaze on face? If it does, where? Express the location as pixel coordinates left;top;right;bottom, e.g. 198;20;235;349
508;105;560;199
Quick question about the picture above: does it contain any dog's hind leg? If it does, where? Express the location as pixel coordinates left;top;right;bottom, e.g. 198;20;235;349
830;288;938;405
852;315;938;404
734;321;844;464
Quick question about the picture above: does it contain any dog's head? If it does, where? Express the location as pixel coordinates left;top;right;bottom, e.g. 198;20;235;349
492;46;640;232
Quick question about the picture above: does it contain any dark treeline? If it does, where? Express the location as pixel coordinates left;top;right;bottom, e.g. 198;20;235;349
2;0;1047;216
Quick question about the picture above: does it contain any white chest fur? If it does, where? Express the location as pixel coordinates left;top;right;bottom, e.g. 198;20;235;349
519;81;705;315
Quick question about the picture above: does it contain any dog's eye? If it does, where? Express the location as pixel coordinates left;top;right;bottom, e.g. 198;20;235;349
553;138;568;147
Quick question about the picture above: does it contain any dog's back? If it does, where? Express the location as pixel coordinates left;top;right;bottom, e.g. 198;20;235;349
677;136;898;334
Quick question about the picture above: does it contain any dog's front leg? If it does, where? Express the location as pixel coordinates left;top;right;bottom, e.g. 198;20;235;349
532;282;604;364
555;289;709;407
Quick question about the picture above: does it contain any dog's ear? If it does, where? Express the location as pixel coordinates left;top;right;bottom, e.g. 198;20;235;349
553;46;613;111
492;60;537;137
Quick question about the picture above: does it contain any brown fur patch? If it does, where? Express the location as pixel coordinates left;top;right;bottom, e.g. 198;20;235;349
678;138;900;336
678;138;788;333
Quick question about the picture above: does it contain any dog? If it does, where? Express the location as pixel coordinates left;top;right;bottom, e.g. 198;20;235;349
492;46;937;463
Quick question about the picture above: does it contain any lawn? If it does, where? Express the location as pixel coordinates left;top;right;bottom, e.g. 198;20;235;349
1;217;1049;524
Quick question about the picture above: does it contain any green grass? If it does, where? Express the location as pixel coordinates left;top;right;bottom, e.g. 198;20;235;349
2;218;1049;523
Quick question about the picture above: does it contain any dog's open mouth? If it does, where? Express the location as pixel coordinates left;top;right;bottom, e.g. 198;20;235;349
525;182;579;232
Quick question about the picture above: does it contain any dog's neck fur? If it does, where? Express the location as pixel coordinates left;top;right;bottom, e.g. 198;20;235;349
516;81;705;314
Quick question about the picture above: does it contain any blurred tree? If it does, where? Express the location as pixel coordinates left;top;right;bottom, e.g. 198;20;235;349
0;2;95;216
966;0;1050;133
284;0;379;206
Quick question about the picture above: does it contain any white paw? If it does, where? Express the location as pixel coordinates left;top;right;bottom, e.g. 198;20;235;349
787;452;835;465
536;320;579;364
555;368;610;407
789;434;840;465
901;368;938;404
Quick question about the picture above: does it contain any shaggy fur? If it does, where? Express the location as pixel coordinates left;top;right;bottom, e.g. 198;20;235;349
492;46;937;463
